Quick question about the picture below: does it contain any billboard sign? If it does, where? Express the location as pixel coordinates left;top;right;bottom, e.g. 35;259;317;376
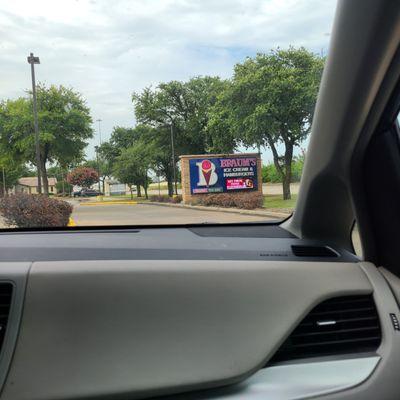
189;157;258;194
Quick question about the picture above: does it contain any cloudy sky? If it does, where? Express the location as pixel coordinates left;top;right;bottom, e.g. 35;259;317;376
0;0;337;161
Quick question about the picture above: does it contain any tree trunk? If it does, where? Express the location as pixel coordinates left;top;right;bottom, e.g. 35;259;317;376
102;177;105;194
144;173;148;199
136;185;141;197
129;185;133;200
41;159;49;195
282;143;293;200
167;179;173;197
282;173;291;200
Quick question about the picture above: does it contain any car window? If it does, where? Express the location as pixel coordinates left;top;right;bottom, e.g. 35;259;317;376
0;0;336;229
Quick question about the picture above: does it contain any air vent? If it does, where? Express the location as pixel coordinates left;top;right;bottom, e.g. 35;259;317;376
0;283;13;352
291;245;338;258
269;295;381;363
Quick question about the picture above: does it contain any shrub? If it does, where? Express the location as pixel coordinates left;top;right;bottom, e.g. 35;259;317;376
149;194;182;204
55;180;73;195
171;195;182;203
262;154;305;183
0;193;73;228
149;195;168;202
193;192;263;209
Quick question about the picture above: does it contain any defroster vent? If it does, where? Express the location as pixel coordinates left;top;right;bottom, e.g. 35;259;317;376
291;245;338;258
270;294;381;363
0;283;13;352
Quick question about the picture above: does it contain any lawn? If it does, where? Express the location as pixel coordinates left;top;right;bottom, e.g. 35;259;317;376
148;182;181;190
263;194;298;210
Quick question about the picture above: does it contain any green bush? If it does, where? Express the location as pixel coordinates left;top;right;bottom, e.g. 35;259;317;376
55;180;73;195
0;193;73;228
262;154;305;183
193;192;263;209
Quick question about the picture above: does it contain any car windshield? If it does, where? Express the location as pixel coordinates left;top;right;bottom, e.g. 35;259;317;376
0;0;335;229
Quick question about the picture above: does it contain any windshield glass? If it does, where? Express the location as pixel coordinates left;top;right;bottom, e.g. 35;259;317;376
0;0;335;229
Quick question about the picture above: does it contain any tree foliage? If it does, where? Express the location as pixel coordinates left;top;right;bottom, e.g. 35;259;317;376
112;138;154;199
0;84;93;194
213;47;324;198
133;76;234;154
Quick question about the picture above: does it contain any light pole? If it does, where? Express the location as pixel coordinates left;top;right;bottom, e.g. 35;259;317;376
95;145;101;193
27;52;42;193
96;119;103;192
96;119;102;145
170;122;178;195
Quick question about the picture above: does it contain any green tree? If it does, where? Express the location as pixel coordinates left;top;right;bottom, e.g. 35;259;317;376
0;156;29;196
133;76;236;194
55;180;73;195
112;143;152;199
0;84;93;195
99;125;167;196
216;47;324;199
84;158;112;194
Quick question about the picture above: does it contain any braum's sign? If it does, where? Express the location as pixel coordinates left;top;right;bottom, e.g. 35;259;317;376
189;157;258;194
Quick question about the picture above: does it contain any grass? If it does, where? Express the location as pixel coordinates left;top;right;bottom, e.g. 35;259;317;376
263;194;298;210
148;182;181;190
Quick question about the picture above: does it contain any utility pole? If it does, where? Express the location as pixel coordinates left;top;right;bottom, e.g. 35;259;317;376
170;122;177;195
27;53;42;193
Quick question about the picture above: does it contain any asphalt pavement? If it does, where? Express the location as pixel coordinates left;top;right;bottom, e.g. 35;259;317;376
71;202;273;226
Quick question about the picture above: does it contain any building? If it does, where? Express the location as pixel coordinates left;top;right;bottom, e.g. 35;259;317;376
14;177;58;194
103;178;131;196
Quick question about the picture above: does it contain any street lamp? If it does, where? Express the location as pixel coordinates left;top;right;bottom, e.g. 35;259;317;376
96;119;102;145
27;52;42;193
95;145;102;193
96;119;102;193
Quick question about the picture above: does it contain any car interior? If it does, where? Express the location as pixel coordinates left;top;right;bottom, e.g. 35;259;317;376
1;0;400;399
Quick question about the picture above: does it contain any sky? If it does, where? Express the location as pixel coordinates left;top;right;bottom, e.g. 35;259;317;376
0;0;337;163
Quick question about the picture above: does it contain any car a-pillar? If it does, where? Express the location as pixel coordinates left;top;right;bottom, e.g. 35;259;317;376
180;153;263;205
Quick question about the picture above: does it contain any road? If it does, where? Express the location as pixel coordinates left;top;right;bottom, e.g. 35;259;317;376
71;203;273;226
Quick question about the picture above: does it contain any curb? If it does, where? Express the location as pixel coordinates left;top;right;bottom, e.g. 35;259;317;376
80;201;138;206
67;217;77;227
139;201;290;219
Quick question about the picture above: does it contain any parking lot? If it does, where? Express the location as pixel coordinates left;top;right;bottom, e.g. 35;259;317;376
71;202;273;226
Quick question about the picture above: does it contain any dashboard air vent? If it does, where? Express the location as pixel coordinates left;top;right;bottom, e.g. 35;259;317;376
269;294;381;363
0;283;13;352
292;245;338;258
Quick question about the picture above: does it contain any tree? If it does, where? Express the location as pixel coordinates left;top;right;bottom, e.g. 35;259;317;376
112;143;152;199
133;76;236;195
55;180;73;195
84;158;112;194
0;84;93;195
67;167;99;188
215;47;324;199
98;125;158;197
0;157;29;197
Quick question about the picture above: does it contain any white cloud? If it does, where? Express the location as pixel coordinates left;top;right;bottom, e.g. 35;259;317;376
0;0;337;160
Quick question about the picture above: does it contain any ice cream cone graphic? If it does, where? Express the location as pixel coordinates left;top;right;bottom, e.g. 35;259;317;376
201;160;212;186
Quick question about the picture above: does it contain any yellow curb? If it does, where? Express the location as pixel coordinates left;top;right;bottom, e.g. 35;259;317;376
67;217;77;227
80;201;138;206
